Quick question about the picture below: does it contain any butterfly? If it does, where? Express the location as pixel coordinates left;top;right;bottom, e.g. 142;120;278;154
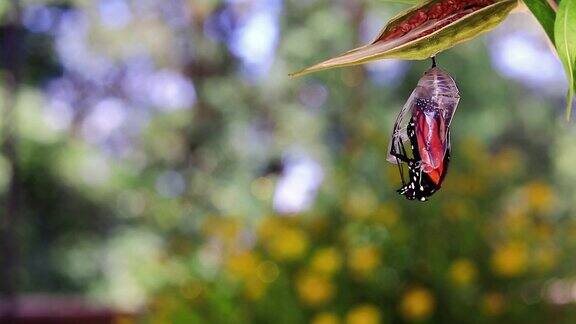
387;60;460;201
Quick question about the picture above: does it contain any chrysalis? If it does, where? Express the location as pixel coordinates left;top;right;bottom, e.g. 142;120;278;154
387;60;460;201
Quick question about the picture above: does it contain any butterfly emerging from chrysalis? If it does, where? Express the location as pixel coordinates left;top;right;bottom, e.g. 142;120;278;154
387;57;460;201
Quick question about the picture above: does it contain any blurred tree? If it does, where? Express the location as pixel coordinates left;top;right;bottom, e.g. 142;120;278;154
1;1;576;324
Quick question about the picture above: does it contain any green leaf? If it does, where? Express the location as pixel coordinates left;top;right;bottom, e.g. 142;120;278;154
523;0;556;43
555;0;576;120
290;0;518;78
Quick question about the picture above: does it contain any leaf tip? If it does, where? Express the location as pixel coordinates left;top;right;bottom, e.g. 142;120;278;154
566;98;574;122
289;63;332;78
288;69;307;78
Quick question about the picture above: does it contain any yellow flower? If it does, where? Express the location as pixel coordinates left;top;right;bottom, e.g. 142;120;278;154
482;292;505;316
311;312;340;324
449;259;477;287
345;304;381;324
258;217;284;241
202;217;241;244
348;246;380;277
296;272;335;307
226;251;259;280
311;248;343;276
267;227;309;261
400;287;435;322
257;260;280;283
491;241;528;277
523;181;556;214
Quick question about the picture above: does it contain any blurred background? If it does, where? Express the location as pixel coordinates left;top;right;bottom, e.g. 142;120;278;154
1;0;575;323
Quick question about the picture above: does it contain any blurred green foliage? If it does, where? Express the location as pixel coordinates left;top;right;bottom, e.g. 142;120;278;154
2;0;576;323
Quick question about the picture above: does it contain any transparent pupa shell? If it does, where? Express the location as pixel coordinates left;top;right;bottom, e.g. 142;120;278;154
387;67;460;172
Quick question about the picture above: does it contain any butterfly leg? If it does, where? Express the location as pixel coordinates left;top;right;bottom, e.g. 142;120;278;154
389;137;410;187
389;135;409;163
